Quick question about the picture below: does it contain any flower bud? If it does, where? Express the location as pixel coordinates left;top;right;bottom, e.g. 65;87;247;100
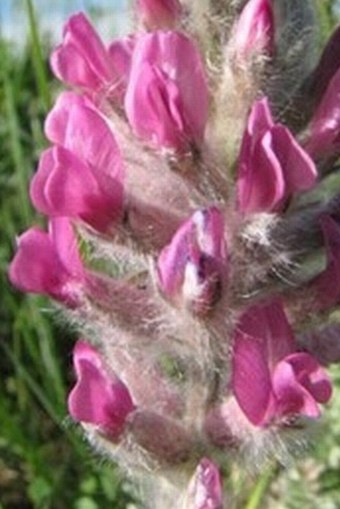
185;458;223;509
157;207;226;314
233;0;274;59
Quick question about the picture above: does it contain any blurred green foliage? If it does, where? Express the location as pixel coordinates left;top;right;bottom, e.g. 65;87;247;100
0;2;136;507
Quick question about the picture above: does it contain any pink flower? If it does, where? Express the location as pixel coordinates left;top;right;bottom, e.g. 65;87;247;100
9;218;85;306
304;67;340;162
157;207;226;314
125;31;209;151
51;13;134;101
31;93;124;233
309;216;340;311
136;0;182;29
68;340;135;440
186;458;223;509
237;98;317;214
232;300;332;426
232;0;274;59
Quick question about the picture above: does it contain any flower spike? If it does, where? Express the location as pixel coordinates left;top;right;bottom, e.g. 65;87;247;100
8;4;340;507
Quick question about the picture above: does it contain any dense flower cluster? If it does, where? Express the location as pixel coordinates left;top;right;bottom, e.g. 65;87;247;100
9;0;340;507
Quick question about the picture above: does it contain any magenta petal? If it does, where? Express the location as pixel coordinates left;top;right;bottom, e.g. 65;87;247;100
64;13;111;81
9;227;65;295
44;92;88;145
237;96;316;213
50;13;112;89
45;101;125;230
237;97;272;168
125;31;208;150
69;358;117;425
157;215;194;296
31;147;116;232
107;35;135;100
232;330;272;426
64;104;124;191
31;147;96;217
237;98;287;213
44;147;100;214
126;62;186;149
233;300;331;425
239;300;295;364
272;359;320;418
30;149;56;213
51;41;102;90
192;207;226;259
188;458;223;509
237;97;274;173
9;218;84;305
283;352;332;404
272;352;332;419
68;340;135;438
270;125;317;192
247;97;274;138
157;207;226;308
48;217;84;277
238;130;286;213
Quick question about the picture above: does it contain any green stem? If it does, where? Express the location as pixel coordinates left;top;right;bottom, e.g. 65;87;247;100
25;0;52;112
244;467;275;509
3;75;32;224
1;341;62;426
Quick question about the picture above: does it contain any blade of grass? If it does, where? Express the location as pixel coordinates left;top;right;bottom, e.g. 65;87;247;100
25;0;52;112
29;301;67;408
244;466;276;509
12;301;66;411
1;340;63;426
3;74;32;224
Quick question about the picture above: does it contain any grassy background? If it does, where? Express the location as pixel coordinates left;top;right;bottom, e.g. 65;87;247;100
1;1;340;508
0;2;136;508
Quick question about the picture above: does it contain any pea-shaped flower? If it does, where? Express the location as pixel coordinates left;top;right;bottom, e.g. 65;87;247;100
68;340;136;440
125;31;209;152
